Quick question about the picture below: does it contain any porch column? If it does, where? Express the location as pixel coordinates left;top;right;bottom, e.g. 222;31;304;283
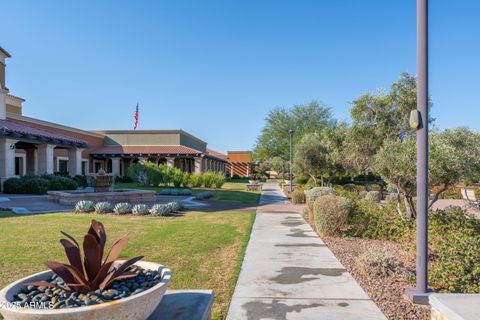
0;138;18;183
194;157;203;173
111;158;121;176
37;144;55;174
26;148;37;175
67;148;83;176
246;163;250;177
230;164;234;176
166;157;175;168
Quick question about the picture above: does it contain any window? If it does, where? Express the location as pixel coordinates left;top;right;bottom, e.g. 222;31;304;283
81;160;88;175
15;157;22;176
58;159;68;173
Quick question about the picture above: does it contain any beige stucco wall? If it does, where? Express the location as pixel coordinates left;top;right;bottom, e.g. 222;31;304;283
180;134;207;152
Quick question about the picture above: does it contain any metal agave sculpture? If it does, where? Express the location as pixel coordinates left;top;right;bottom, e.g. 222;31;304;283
25;220;143;293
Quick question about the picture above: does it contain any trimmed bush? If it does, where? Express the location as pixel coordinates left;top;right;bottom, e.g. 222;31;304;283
313;194;352;236
75;200;95;213
364;191;382;203
160;189;171;195
181;189;192;196
190;173;203;188
291;189;305;204
95;202;113;214
113;202;132;215
170;189;181;196
168;201;184;212
202;172;215;188
2;178;26;194
195;191;214;200
355;246;403;277
24;178;50;194
213;173;225;188
132;204;150;215
73;175;88;188
115;175;134;183
47;176;78;191
306;187;337;214
150;204;171;216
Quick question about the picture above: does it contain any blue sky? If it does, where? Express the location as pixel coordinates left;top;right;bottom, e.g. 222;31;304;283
2;0;479;153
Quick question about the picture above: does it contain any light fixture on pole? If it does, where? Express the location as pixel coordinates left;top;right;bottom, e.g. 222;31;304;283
289;129;294;193
406;0;431;305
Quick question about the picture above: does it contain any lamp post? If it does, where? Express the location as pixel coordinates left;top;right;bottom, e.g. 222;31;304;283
289;129;294;193
406;0;431;305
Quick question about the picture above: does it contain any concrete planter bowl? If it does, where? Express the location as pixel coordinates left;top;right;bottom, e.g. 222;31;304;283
0;261;172;320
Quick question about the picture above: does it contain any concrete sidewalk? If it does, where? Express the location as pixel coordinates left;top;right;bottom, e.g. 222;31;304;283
227;183;386;320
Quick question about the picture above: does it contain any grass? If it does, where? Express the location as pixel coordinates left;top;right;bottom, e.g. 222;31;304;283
114;180;261;206
0;211;255;320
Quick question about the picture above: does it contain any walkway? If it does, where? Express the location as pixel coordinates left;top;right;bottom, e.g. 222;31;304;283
227;183;386;320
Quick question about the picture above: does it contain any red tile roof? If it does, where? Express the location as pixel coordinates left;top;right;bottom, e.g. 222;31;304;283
0;119;87;146
92;145;202;155
207;149;228;161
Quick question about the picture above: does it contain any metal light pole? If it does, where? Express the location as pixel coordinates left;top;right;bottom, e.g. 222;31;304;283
407;0;431;305
289;129;294;193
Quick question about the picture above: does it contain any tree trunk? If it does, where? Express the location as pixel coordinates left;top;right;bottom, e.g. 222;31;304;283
309;174;317;184
428;185;448;209
404;196;416;219
320;176;324;187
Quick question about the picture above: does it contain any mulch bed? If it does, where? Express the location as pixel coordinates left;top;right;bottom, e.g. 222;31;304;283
303;214;430;319
323;236;430;319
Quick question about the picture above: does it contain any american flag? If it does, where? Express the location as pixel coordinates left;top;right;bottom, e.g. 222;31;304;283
133;103;139;130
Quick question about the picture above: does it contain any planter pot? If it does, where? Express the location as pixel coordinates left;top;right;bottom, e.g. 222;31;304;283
0;261;172;320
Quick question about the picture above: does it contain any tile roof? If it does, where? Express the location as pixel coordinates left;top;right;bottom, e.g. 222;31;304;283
207;149;228;161
0;119;87;147
92;145;203;155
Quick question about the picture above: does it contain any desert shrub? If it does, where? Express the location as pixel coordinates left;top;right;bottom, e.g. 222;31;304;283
170;189;181;196
74;200;95;213
195;191;214;200
313;195;352;236
2;178;26;194
291;189;305;204
364;191;382;203
306;187;337;214
342;183;358;191
113;202;132;215
127;162;150;186
355;246;404;277
73;175;88;188
181;172;190;187
190;173;203;188
385;193;399;203
202;171;215;188
302;206;309;219
348;201;411;241
94;202;113;214
150;204;171;216
213;173;226;188
181;189;192;196
428;208;480;293
359;190;368;199
167;201;183;212
132;204;150;215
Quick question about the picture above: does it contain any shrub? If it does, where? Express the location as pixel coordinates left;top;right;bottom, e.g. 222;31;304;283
23;177;50;194
359;190;368;199
342;183;358;191
132;204;150;215
428;208;480;293
94;202;113;214
313;195;352;236
355;246;404;277
160;189;171;195
150;204;171;216
2;178;25;194
291;189;305;204
385;193;399;203
113;202;132;215
306;187;337;214
213;173;226;188
169;168;184;188
181;172;190;188
73;175;88;188
115;176;133;183
195;191;214;200
202;171;215;188
74;200;95;213
169;189;181;196
190;173;203;188
364;191;382;203
48;176;78;191
127;162;150;186
168;201;184;212
181;189;192;196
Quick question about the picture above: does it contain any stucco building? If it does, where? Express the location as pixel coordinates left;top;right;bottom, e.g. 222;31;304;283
226;151;255;178
0;47;227;185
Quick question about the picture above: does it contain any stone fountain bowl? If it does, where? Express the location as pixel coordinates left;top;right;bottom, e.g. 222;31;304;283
0;261;172;320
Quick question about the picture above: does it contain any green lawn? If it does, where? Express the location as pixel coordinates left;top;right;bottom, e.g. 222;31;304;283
114;180;261;206
0;211;255;320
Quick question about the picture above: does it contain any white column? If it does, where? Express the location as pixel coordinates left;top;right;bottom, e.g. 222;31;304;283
194;157;203;173
166;157;175;168
37;144;55;174
0;138;18;182
0;88;6;120
26;148;37;175
67;148;83;176
246;163;250;177
111;158;121;176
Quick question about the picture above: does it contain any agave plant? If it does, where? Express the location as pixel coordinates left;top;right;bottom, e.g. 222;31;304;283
24;220;143;293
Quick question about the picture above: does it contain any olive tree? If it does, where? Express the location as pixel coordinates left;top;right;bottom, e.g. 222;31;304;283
293;132;330;185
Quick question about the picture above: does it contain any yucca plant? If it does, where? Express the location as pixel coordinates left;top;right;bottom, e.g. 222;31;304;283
24;220;143;293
